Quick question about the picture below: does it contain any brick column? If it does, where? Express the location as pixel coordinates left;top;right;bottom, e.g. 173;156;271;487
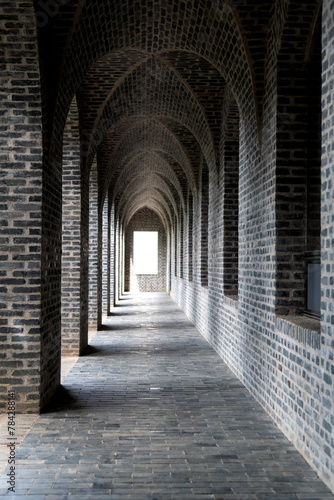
116;220;121;301
108;202;115;311
61;98;87;355
0;2;43;412
80;171;89;352
166;230;171;293
114;218;120;303
102;197;108;320
88;160;98;330
119;225;124;297
97;205;103;327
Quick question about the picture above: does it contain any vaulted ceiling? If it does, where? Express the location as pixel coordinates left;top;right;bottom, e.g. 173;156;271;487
34;0;275;226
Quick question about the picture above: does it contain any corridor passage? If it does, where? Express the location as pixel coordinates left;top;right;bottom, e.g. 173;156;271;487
1;293;333;499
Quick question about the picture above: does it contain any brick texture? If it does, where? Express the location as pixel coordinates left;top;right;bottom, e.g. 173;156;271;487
88;160;98;330
61;96;88;356
1;0;334;494
0;1;43;412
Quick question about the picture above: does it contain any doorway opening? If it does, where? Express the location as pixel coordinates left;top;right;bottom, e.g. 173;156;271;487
133;231;158;275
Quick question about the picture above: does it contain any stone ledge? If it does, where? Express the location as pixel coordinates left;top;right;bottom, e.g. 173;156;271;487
224;293;239;303
275;314;320;349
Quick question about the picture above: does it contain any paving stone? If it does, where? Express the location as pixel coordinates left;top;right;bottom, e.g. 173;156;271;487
0;293;333;498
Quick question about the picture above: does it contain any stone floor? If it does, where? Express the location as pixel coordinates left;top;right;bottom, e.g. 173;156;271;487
1;292;333;499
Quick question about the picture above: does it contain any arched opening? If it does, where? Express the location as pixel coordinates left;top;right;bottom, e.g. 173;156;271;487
124;208;167;292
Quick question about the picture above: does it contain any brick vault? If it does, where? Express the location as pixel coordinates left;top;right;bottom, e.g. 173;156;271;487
1;0;334;493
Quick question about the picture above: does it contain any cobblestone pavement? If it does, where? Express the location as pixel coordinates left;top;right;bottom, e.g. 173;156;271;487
1;293;333;499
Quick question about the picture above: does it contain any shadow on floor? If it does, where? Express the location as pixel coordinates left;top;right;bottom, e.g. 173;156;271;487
42;386;85;414
82;345;100;355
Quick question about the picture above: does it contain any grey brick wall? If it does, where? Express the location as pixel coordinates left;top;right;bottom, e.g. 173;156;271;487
170;1;333;493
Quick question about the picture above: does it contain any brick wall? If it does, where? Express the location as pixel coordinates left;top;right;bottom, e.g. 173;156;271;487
108;202;115;310
170;0;333;493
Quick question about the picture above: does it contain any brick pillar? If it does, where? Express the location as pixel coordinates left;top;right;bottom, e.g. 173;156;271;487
61;97;88;355
114;219;119;304
166;230;171;293
80;170;89;352
118;221;122;300
102;197;108;320
180;208;184;279
0;2;43;412
174;215;178;277
108;202;115;311
320;0;334;492
88;160;98;330
120;225;124;297
97;204;103;327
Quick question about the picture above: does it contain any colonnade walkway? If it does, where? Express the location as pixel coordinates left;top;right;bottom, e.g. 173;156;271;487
1;293;333;499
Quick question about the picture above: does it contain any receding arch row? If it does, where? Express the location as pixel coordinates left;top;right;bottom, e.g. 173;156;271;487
100;117;198;207
116;173;179;226
87;56;217;179
112;152;186;214
42;0;258;168
122;193;172;231
81;51;221;171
